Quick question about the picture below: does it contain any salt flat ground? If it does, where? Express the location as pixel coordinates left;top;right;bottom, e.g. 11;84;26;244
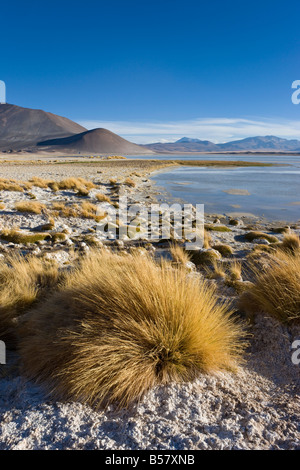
0;158;299;450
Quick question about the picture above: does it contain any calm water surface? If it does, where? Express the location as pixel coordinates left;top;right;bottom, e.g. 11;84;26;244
129;154;300;222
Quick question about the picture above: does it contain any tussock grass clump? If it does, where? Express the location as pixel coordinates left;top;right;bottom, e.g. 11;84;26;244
19;250;246;409
51;201;105;222
227;260;242;281
39;218;55;231
82;235;103;247
80;201;99;219
51;201;78;218
76;187;90;197
124;177;136;188
15;201;47;214
244;231;279;243
229;219;239;226
95;193;112;203
48;182;59;192
188;249;222;265
213;244;233;257
57;177;96;191
0;254;60;347
271;226;290;234
279;233;300;254
238;251;300;324
252;244;276;254
203;229;212;249
0;178;25;192
170;244;191;265
29;177;54;189
0;228;50;244
204;224;232;233
205;259;226;280
51;232;67;243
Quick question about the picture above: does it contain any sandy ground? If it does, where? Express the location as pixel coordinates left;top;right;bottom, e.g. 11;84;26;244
0;158;299;450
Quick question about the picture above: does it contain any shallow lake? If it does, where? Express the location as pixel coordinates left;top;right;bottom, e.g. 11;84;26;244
129;154;300;222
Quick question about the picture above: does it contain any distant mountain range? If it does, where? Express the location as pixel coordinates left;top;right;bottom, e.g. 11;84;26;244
144;136;300;153
1;103;300;155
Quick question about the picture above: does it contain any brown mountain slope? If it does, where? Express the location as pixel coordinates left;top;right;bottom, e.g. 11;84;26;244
0;103;87;150
37;128;154;155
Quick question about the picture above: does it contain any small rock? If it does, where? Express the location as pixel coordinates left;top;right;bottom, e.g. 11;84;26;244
253;238;270;245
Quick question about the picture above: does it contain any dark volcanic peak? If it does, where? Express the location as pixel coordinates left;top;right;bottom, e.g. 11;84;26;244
0;103;87;150
38;128;154;155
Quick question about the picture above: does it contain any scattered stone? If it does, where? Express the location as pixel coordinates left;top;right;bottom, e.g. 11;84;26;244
252;238;270;245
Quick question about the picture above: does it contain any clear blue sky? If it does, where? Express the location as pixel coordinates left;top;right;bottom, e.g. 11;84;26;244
1;0;300;142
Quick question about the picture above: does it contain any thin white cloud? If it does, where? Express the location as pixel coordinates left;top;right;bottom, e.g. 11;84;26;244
78;117;300;144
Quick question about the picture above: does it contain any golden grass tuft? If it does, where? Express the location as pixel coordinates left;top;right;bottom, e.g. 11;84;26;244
170;244;191;265
213;244;233;257
51;232;67;243
0;254;60;347
76;187;90;197
204;224;232;232
205;259;226;280
19;250;246;409
124;177;136;188
244;231;279;243
29;177;55;189
15;201;47;214
203;229;212;249
48;182;59;192
51;201;104;222
238;251;300;323
227;260;242;281
95;193;112;203
0;228;50;244
0;178;25;192
279;232;300;254
57;177;96;191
